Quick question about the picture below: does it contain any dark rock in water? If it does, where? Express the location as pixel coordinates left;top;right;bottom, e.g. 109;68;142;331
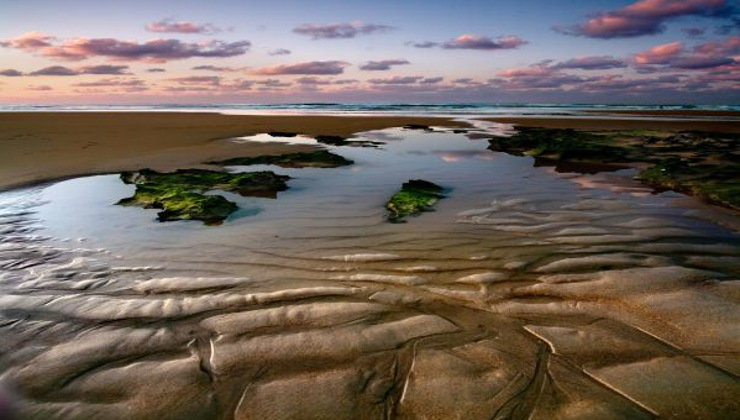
452;129;469;134
212;150;353;168
386;179;446;222
488;126;740;210
117;169;290;224
314;135;348;146
487;127;631;162
403;124;433;131
267;132;298;137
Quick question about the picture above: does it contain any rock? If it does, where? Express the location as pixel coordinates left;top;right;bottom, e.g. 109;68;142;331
386;179;445;222
267;131;298;137
314;135;348;146
212;150;353;168
488;126;740;210
403;124;433;131
117;169;290;224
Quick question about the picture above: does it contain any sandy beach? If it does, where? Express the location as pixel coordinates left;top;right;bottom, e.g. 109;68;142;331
0;112;467;191
0;110;738;419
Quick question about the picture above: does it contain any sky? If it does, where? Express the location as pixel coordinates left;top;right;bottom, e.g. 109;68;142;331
0;0;738;105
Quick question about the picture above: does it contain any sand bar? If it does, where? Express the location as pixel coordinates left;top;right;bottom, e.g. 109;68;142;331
487;116;740;133
0;112;467;191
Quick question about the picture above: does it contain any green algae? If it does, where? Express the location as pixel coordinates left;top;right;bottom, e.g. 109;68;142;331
117;169;290;224
488;127;740;210
212;150;353;168
488;127;631;162
386;179;445;222
637;159;740;210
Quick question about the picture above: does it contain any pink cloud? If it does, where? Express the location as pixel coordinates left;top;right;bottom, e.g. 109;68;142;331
359;59;410;71
0;69;23;77
557;0;731;38
293;22;394;39
634;41;685;64
694;35;740;55
368;76;423;85
0;32;54;50
633;38;737;70
146;19;220;34
552;56;627;70
1;33;250;62
251;61;349;75
442;34;527;50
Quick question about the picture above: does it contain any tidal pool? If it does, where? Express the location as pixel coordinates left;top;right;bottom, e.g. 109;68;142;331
1;124;738;419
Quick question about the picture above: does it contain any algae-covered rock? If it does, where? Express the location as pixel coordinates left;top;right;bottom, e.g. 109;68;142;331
212;150;353;168
487;127;630;162
117;169;290;224
489;127;740;210
121;169;290;198
386;180;446;222
637;159;740;210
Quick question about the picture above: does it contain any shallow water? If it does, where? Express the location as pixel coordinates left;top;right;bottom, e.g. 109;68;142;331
1;124;739;419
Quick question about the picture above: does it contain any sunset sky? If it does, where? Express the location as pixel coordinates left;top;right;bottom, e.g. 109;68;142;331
0;0;738;104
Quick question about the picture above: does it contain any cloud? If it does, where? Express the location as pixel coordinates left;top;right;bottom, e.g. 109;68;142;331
693;35;740;54
552;56;627;70
29;65;78;76
368;76;423;85
73;78;146;88
442;34;527;50
254;79;292;88
146;19;220;34
633;38;736;70
192;65;241;72
410;41;438;48
147;68;166;72
420;77;444;84
0;69;23;77
293;22;394;39
26;85;53;91
268;48;291;56
0;32;53;50
169;75;222;85
78;64;130;74
26;64;131;76
1;33;251;62
669;56;735;68
556;0;733;39
296;77;332;85
634;41;685;64
251;60;349;75
359;59;410;71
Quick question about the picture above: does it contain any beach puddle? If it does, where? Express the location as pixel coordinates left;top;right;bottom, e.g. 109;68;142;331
1;125;738;419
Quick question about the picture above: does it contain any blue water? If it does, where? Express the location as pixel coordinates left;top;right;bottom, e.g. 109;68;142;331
1;103;738;115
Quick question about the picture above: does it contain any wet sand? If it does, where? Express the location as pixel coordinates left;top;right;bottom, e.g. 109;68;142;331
0;112;467;191
0;114;738;419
